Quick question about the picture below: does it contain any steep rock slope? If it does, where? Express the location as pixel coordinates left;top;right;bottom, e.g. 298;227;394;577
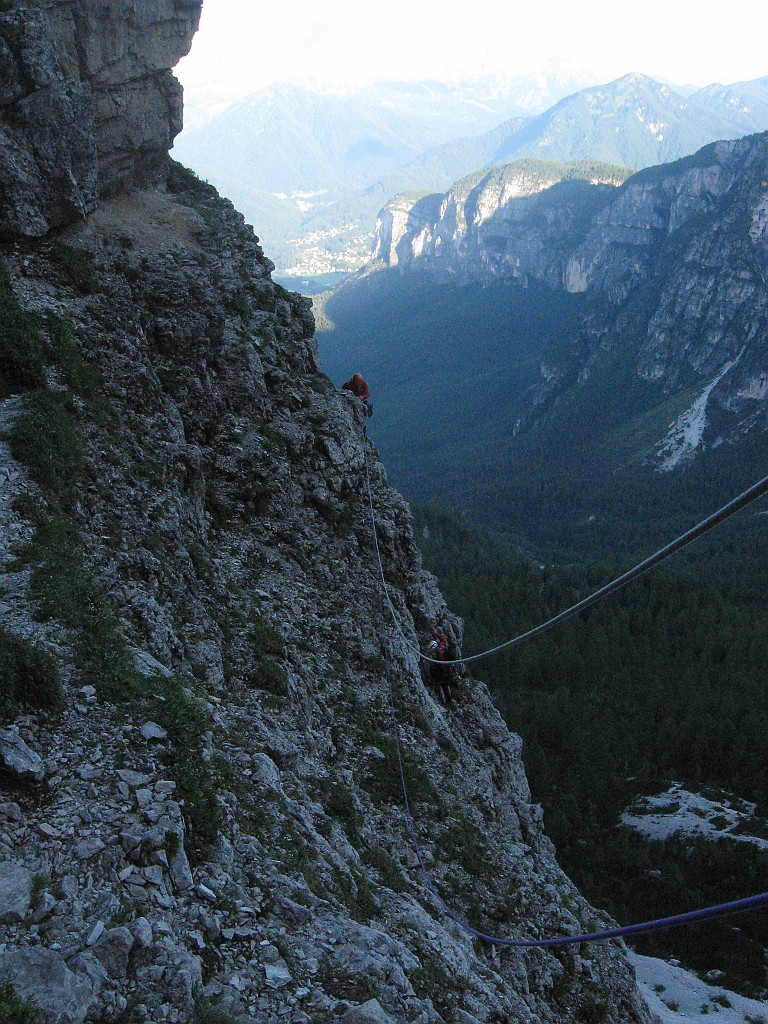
0;167;653;1024
0;5;654;1023
0;0;202;240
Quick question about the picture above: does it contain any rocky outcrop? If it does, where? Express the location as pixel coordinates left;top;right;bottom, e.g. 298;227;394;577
373;160;631;271
0;169;653;1021
0;0;202;240
373;192;444;267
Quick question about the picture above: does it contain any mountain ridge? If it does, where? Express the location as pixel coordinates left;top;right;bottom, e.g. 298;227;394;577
174;73;768;275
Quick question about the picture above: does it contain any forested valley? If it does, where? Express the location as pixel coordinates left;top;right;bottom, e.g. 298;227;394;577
414;502;768;996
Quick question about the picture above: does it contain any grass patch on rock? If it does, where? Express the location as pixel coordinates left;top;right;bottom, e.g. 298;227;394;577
0;981;43;1024
222;609;289;696
364;731;439;808
50;239;102;295
362;845;408;892
14;510;143;702
194;996;244;1024
0;269;47;395
154;676;222;861
166;160;218;202
9;388;83;500
0;627;61;719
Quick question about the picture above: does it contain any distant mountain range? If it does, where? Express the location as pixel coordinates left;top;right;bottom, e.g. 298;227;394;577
489;72;758;167
177;80;528;197
174;78;539;270
692;75;768;132
174;72;768;277
319;133;768;560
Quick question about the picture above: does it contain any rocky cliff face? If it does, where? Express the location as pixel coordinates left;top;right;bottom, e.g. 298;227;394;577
0;0;202;240
373;161;630;271
0;6;653;1023
372;138;768;470
0;178;653;1024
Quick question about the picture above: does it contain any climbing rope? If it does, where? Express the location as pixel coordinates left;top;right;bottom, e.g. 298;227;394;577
365;454;768;665
363;430;768;946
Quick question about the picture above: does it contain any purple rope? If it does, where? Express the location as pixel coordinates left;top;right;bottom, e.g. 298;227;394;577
363;437;768;947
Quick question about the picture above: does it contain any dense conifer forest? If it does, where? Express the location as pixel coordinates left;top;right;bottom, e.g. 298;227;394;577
414;503;768;995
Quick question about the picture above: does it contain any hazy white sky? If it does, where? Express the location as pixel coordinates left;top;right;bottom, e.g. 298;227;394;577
176;0;767;104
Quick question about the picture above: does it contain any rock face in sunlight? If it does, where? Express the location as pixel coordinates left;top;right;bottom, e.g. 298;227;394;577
0;4;654;1023
0;0;202;239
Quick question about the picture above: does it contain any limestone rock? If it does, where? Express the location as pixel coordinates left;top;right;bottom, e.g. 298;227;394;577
0;859;33;923
139;721;168;741
0;0;202;240
92;926;135;980
0;3;96;240
31;890;58;922
251;752;284;796
342;999;401;1024
169;843;194;893
116;769;152;789
0;947;94;1023
0;801;22;822
130;647;173;678
66;952;109;1003
128;916;153;948
74;837;105;860
0;727;45;782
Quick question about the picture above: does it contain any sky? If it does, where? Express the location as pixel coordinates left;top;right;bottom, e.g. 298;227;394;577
176;0;768;112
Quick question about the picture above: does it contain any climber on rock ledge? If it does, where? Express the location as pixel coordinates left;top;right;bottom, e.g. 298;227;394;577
426;627;461;707
342;372;373;419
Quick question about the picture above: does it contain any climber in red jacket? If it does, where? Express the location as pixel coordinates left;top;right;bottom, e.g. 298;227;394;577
343;373;373;418
429;628;449;663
